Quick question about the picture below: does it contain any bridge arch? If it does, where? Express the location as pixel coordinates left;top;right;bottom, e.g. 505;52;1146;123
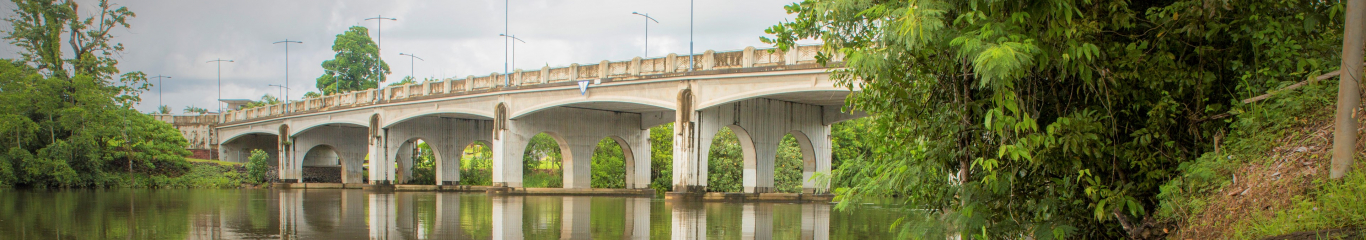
522;131;572;188
696;88;851;110
785;130;819;192
589;135;639;188
391;137;447;185
382;111;493;129
510;97;675;119
291;121;368;137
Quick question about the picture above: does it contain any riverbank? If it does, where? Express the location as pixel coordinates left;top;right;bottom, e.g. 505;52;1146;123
1159;84;1365;239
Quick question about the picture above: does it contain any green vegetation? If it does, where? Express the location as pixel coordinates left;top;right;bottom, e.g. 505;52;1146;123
590;138;625;188
765;0;1348;238
523;133;563;188
707;127;743;193
408;141;437;185
460;142;493;185
648;124;673;194
0;0;205;188
240;94;281;109
316;25;390;95
244;149;270;184
182;106;208;114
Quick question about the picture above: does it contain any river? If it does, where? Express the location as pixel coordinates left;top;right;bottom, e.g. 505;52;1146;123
0;189;907;239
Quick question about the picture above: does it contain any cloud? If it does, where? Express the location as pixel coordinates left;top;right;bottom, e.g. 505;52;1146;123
0;0;810;113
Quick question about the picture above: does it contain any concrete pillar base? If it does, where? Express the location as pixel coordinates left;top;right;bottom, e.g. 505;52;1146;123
744;187;774;194
492;182;509;187
372;180;392;185
672;185;706;193
802;188;827;194
441;181;457;186
279;179;299;183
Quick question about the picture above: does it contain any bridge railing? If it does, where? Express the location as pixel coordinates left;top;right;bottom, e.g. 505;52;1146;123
220;45;838;124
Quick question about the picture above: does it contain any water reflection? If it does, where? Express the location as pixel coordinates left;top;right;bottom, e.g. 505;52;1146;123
0;189;902;239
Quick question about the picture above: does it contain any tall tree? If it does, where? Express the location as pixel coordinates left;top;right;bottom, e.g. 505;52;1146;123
0;0;190;188
766;0;1343;238
316;26;389;95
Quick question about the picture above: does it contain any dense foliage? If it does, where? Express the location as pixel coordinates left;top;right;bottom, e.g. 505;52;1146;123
522;133;562;188
765;0;1346;238
459;142;493;186
316;26;389;95
648;123;673;194
0;0;192;188
590;138;626;188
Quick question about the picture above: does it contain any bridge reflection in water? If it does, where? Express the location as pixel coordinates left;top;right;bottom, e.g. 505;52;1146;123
198;189;840;239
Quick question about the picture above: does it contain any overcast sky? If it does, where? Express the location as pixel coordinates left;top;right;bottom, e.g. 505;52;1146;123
0;0;813;113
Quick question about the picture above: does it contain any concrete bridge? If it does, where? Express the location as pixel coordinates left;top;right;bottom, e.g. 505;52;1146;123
214;45;860;193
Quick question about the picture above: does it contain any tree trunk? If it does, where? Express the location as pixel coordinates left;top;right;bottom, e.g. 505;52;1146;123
1332;0;1365;179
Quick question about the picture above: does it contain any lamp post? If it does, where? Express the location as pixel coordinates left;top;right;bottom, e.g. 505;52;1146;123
206;59;234;113
504;0;510;87
151;75;171;110
273;39;302;111
268;84;288;103
398;53;424;82
365;15;397;85
498;34;525;85
689;0;694;72
631;12;660;58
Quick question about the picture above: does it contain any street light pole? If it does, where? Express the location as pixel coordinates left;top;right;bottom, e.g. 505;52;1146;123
499;34;526;85
631;12;660;58
398;53;425;82
273;39;302;110
206;59;234;113
499;0;505;87
268;84;288;103
690;0;694;72
151;75;171;110
366;15;398;85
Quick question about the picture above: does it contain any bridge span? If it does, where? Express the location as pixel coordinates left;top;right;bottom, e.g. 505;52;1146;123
215;45;860;193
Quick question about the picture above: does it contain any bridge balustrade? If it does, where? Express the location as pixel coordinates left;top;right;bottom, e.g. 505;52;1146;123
217;45;834;125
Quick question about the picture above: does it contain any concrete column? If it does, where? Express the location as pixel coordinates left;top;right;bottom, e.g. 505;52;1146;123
742;203;773;240
369;125;392;185
492;116;527;188
280;134;300;183
492;195;524;239
369;193;399;240
673;88;707;193
565;141;594;189
561;196;591;239
623;197;651;240
801;203;830;240
670;201;706;240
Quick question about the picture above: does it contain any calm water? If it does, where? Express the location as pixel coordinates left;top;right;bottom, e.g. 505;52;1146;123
0;189;907;239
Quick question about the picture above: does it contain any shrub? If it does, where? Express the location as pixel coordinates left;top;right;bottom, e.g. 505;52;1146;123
245;149;271;183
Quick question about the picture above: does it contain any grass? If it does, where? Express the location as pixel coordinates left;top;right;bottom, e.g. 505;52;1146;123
1244;161;1366;238
1159;82;1365;239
